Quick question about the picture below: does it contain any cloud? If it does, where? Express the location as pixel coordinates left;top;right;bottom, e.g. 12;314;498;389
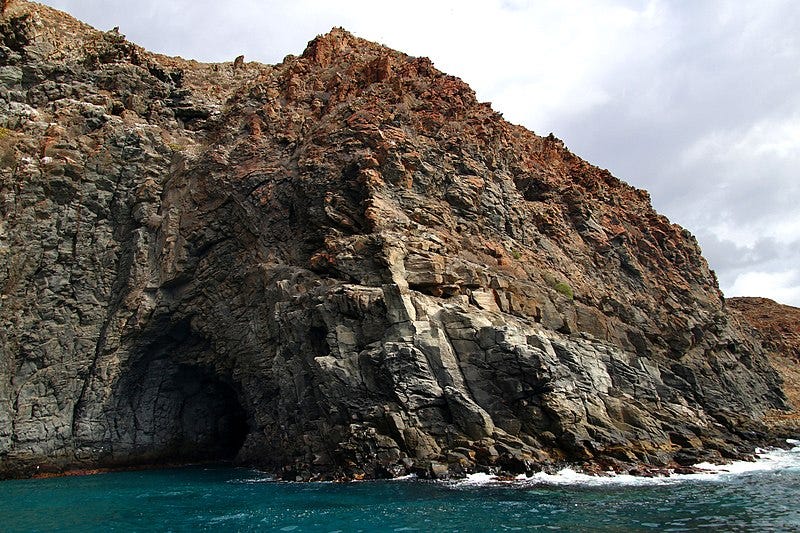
37;0;800;306
728;270;800;305
685;117;800;162
692;232;799;305
530;1;800;306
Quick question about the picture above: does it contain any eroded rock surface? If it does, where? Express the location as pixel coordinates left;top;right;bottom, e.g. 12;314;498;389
0;0;789;479
728;297;800;433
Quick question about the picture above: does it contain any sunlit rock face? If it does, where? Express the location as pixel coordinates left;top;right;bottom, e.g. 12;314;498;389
0;1;788;480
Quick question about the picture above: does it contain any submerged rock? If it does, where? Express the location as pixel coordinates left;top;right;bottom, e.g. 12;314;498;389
0;0;790;479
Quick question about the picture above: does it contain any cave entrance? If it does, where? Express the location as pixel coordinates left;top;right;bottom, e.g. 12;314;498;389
112;355;250;466
168;364;250;462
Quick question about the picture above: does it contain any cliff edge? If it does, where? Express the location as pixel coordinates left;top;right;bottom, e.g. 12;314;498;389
0;0;790;479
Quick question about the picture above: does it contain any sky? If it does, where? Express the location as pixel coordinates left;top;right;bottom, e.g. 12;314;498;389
38;0;800;306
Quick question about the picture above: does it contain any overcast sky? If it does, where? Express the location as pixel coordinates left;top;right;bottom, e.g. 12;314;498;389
39;0;800;306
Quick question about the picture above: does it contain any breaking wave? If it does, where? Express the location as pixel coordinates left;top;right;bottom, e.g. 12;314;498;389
453;439;800;488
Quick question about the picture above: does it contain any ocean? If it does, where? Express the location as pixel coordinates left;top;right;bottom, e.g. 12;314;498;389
1;440;798;532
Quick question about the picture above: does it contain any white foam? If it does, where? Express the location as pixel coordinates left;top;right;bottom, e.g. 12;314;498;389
229;476;274;484
694;440;800;475
520;468;685;487
461;472;499;484
209;512;251;523
449;439;800;488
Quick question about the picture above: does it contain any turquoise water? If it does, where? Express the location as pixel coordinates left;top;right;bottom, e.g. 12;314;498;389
2;445;799;532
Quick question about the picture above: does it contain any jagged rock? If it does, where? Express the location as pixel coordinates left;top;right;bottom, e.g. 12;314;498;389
728;297;800;434
0;0;791;479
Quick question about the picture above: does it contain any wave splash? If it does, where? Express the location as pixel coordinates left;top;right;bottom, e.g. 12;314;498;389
454;439;800;488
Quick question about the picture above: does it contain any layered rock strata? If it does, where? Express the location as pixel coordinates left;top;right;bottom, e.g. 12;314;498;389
0;1;789;479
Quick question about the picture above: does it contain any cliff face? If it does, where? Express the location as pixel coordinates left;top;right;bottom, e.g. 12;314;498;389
0;1;788;479
728;297;800;432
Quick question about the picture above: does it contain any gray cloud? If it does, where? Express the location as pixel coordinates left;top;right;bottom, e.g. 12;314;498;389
528;2;800;305
697;234;783;273
39;0;800;306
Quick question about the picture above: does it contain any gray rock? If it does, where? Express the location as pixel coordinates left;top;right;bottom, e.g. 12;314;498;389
0;2;789;480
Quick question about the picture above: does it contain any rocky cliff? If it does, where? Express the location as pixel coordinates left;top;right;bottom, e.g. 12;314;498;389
728;297;800;433
0;0;789;480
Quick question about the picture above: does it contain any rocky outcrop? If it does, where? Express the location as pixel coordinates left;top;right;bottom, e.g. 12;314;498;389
0;1;789;480
728;297;800;432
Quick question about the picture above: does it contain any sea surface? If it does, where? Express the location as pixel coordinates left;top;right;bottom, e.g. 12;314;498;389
2;440;799;532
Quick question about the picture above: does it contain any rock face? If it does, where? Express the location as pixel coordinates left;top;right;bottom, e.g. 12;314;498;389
0;1;790;479
728;297;800;433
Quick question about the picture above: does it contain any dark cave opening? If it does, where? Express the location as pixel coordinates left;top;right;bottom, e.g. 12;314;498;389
170;364;250;462
111;355;250;465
